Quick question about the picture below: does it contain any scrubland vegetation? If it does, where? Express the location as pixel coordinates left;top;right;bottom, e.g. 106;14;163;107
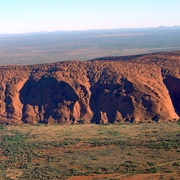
0;122;179;179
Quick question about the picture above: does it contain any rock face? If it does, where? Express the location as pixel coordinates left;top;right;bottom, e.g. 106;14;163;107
0;51;180;124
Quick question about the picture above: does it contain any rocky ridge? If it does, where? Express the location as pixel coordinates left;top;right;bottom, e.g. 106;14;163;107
0;51;180;124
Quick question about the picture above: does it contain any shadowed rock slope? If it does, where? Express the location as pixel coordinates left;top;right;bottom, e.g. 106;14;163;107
0;51;180;124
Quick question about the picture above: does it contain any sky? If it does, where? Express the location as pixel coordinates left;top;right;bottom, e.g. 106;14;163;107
0;0;180;34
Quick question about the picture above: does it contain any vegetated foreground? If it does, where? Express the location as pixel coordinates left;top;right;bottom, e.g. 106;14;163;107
0;51;180;125
0;123;179;180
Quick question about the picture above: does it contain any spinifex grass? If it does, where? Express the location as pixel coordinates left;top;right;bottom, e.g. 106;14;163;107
0;122;179;179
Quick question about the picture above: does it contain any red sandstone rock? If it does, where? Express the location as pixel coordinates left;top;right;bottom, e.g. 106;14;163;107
0;51;179;124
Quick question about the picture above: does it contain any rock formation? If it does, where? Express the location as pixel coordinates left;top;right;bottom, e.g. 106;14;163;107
0;51;180;124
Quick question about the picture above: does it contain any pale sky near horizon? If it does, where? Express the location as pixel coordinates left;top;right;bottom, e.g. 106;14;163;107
0;0;180;34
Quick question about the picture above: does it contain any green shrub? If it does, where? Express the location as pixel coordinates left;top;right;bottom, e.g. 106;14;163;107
172;162;180;166
144;167;159;173
147;162;155;166
0;124;5;130
177;119;180;125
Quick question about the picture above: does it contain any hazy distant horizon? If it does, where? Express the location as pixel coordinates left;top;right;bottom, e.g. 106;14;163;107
0;0;180;34
0;27;180;66
0;25;180;35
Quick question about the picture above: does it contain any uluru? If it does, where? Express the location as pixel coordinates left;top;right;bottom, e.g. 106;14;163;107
0;51;180;125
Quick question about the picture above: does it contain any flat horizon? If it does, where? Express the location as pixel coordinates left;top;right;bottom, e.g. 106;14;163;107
0;25;180;35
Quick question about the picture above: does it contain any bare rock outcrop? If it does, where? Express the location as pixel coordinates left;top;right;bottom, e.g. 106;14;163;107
0;51;180;124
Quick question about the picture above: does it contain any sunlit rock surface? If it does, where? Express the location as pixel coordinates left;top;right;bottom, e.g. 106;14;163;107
0;51;180;124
